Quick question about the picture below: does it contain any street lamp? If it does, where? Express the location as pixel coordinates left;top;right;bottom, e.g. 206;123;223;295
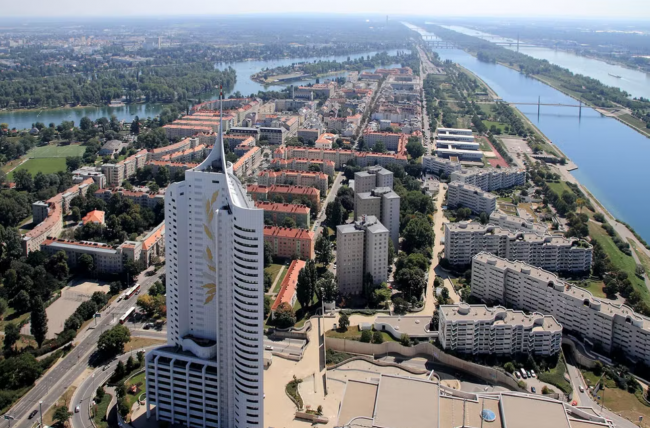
39;400;43;428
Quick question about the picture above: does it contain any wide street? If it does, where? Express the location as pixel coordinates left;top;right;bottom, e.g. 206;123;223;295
5;267;165;428
312;171;344;235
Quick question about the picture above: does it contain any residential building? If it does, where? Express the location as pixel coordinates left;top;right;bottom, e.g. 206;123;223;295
269;158;335;176
95;188;164;210
254;201;310;229
162;124;213;140
471;252;650;365
23;179;95;255
337;216;389;295
489;212;547;234
355;187;400;249
40;238;139;273
363;132;402;151
146;108;265;428
259;127;286;145
315;133;336;149
438;304;562;356
263;226;315;260
148;160;198;177
444;221;593;272
232;146;261;176
72;166;106;188
446;182;497;214
297;128;321;142
422;156;462;176
247;184;321;212
102;149;148;186
140;221;165;266
281;147;407;169
353;166;394;193
228;127;260;141
224;135;256;151
451;168;526;192
150;138;195;160
82;210;105;225
257;170;328;193
270;259;305;319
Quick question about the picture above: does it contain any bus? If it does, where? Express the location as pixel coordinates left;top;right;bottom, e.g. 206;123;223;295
124;283;141;300
119;307;136;324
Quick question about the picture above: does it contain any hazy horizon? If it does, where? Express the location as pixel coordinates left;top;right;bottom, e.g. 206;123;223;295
2;0;649;20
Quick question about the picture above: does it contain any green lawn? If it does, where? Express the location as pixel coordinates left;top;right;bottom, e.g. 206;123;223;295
7;158;67;179
482;120;508;133
0;306;30;332
547;181;574;197
630;240;650;279
125;372;146;415
575;280;607;299
28;144;86;158
589;222;650;304
581;368;650;423
325;326;396;342
265;264;283;284
92;393;113;428
272;267;289;294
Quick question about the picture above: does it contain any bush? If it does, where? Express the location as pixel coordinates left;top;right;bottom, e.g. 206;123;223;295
593;213;605;223
372;331;384;344
504;362;516;373
338;313;350;331
400;333;411;347
360;330;372;343
517;380;527;389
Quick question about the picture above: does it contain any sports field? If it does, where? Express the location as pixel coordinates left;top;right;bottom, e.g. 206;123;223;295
28;144;85;158
7;158;67;179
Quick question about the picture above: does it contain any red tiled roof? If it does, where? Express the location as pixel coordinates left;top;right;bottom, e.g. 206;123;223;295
82;210;105;225
254;201;310;215
271;259;305;311
263;226;314;240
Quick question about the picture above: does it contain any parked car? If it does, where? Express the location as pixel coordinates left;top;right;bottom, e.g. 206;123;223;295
530;370;536;378
75;406;80;413
28;410;38;419
515;372;521;379
531;387;537;393
265;345;273;351
521;371;527;379
526;371;532;378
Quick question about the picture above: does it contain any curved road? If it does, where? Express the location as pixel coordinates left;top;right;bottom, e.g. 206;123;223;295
71;346;160;428
4;268;165;428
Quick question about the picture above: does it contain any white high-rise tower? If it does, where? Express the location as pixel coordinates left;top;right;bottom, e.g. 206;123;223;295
146;91;264;428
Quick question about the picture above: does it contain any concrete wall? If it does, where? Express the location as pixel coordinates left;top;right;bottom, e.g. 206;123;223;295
326;338;525;392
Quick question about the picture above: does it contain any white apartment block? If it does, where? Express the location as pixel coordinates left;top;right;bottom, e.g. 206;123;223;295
489;212;548;234
447;182;497;215
438;304;562;356
363;132;402;151
422;156;462;176
353;166;394;193
337;216;389;295
451;167;526;192
354;188;400;250
436;127;473;136
471;253;650;364
146;109;264;428
444;221;593;272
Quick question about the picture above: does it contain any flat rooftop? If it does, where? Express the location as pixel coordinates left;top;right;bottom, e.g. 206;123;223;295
375;316;436;337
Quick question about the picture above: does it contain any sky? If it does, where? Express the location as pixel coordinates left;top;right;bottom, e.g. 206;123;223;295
3;0;650;19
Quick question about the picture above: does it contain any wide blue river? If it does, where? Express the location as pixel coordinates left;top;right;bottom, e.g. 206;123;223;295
407;23;650;242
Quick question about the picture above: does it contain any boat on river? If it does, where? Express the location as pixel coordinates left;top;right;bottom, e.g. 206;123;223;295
608;73;622;78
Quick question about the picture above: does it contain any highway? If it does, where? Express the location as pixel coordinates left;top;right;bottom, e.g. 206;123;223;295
5;268;165;428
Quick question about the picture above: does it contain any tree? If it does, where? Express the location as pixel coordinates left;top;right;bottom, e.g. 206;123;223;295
406;140;425;159
282;217;297;228
0;298;7;319
318;272;338;302
360;330;372;343
400;333;411;346
504;362;516;373
13;169;33;191
131;116;140;135
371;285;392;309
373;141;387;153
296;263;314;309
30;296;48;348
126;355;136;372
65;156;82;171
394;268;426;301
155;166;170;187
338;313;350;331
264;295;272;318
3;323;20;352
593;361;603;376
402;215;434;254
71;206;81;222
53;406;72;427
98;324;131;356
113;360;126;381
11;289;31;313
96;386;106;401
372;331;384;344
388;240;395;265
78;253;95;273
315;235;333;265
479;212;489;225
264;241;274;266
325;199;345;226
274;302;296;328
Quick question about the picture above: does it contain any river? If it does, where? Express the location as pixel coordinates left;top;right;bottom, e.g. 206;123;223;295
440;25;650;100
406;23;650;242
0;49;407;131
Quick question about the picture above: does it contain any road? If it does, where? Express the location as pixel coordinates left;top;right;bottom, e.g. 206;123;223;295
565;359;637;428
5;268;165;428
70;345;160;428
312;171;344;236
